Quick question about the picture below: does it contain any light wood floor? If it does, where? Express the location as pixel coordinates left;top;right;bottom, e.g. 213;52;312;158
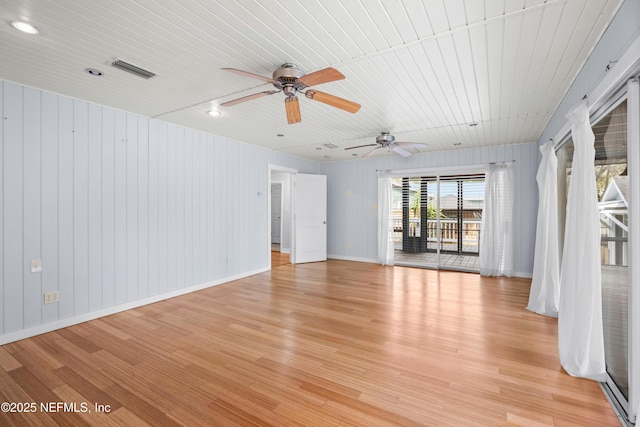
0;260;619;426
271;250;290;267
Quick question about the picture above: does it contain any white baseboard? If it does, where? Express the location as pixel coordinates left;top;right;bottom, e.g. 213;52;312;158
0;266;269;346
515;272;533;279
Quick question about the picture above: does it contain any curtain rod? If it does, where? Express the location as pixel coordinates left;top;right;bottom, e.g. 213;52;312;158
376;160;515;173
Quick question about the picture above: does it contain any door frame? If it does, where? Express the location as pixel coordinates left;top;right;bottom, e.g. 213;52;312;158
267;164;297;270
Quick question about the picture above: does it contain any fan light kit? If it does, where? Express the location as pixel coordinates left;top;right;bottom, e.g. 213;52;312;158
11;21;39;34
220;63;360;124
345;131;428;158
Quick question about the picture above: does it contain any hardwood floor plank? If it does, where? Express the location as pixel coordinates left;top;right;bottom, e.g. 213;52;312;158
0;260;620;426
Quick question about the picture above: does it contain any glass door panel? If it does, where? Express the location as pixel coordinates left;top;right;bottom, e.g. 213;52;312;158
557;100;629;406
596;101;629;401
391;174;484;272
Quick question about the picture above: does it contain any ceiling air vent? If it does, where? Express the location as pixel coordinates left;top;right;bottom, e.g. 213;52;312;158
323;143;338;149
111;59;156;79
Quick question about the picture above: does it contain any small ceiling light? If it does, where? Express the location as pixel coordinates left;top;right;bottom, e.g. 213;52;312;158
469;123;478;127
208;110;221;117
453;142;462;146
277;133;284;137
85;68;104;76
11;21;39;34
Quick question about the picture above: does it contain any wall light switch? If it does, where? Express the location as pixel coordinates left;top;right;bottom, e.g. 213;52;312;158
31;259;42;273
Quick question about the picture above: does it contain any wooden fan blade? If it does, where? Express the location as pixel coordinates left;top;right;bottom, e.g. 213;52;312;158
305;90;361;113
221;68;278;84
344;144;378;150
285;96;301;124
396;141;428;149
220;90;278;107
392;145;412;157
296;67;344;87
363;147;381;158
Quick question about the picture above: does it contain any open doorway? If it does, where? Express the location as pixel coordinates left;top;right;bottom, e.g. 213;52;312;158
268;165;295;268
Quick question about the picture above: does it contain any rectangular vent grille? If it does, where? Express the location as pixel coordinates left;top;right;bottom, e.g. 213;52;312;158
111;59;156;79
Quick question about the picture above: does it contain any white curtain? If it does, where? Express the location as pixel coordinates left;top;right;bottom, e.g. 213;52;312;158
377;170;394;266
628;78;639;421
479;162;515;277
558;98;606;382
527;141;560;317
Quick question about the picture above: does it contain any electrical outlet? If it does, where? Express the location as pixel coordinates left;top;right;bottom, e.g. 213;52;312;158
44;291;59;304
31;259;42;273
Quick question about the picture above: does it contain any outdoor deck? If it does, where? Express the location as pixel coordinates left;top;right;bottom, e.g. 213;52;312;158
393;242;480;271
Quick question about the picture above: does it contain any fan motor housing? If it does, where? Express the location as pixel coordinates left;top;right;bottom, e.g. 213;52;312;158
376;132;395;146
273;63;306;92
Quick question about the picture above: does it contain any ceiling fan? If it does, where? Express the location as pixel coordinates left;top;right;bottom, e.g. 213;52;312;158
220;63;360;124
345;131;428;158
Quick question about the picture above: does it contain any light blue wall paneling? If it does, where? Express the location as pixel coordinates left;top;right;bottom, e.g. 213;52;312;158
23;87;42;328
88;104;103;312
3;82;23;333
323;143;539;276
138;116;150;299
74;100;90;316
114;111;127;305
41;91;59;324
101;107;116;309
58;97;74;319
0;80;314;340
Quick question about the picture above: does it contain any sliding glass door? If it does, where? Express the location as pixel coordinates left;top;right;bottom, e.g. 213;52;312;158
557;97;633;420
391;174;485;271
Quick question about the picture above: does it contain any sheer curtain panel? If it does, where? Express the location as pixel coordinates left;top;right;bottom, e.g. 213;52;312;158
527;141;560;317
377;170;394;265
479;162;515;277
558;98;606;382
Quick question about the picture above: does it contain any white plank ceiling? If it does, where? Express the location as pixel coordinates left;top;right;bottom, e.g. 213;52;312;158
0;0;623;161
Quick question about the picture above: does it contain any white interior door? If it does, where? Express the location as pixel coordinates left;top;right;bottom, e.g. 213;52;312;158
271;183;282;244
292;173;327;264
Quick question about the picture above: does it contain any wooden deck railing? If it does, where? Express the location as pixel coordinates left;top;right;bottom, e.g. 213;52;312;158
393;218;481;250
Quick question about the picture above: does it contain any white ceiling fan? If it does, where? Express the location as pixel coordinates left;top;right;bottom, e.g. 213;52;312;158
220;63;361;124
345;131;428;158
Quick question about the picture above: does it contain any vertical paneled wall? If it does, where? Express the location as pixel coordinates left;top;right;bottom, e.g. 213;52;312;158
323;143;539;276
0;80;313;339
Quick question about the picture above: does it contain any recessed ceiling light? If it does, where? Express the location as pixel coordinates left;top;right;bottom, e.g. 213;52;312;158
85;68;103;76
11;21;39;34
208;110;221;117
277;133;285;137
